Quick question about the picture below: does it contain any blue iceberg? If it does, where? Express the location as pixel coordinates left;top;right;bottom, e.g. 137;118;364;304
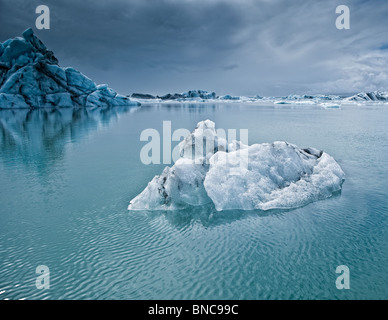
0;28;139;109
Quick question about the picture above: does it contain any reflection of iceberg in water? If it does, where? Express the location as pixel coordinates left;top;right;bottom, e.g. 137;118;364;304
0;106;138;170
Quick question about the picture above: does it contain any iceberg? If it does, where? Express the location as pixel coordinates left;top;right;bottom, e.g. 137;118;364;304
0;28;139;109
129;120;345;211
129;90;263;103
127;90;351;105
131;93;157;99
274;100;292;105
284;94;341;101
156;90;218;101
125;89;388;105
220;94;241;100
346;91;388;102
319;103;341;109
272;94;342;106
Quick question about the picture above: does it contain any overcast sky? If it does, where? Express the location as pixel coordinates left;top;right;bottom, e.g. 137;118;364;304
1;0;388;96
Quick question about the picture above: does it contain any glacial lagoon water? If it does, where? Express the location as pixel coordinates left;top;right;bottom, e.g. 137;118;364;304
0;103;387;300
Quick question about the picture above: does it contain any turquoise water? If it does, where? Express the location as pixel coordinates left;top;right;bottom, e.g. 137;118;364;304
0;103;387;300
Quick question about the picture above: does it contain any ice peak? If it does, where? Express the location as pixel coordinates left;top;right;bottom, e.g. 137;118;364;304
0;29;139;109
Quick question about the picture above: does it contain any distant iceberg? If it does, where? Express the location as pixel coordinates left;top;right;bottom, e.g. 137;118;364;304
345;91;388;102
129;120;345;211
131;89;388;106
130;93;157;100
130;90;266;103
157;90;218;101
284;94;341;101
0;28;139;109
273;94;342;107
129;90;388;106
220;94;241;100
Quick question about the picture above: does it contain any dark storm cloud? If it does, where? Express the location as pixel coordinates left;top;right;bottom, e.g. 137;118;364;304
1;0;388;96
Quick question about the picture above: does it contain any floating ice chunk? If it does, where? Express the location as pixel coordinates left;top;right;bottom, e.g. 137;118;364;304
129;120;345;211
274;100;291;105
294;100;316;105
204;143;344;211
320;103;341;109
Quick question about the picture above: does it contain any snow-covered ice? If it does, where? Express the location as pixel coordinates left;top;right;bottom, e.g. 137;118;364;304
129;120;345;211
0;28;139;109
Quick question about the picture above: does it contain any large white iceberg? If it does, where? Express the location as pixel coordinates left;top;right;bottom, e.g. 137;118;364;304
129;120;345;211
0;28;139;109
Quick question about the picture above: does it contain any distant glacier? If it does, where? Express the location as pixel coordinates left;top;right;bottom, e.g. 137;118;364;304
129;89;388;107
